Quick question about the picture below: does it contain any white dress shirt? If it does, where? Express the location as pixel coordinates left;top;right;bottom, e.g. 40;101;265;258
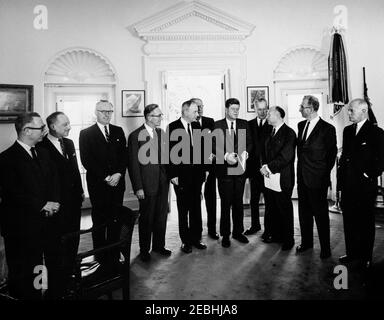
144;123;155;138
16;140;34;158
226;118;236;135
356;118;368;135
302;115;320;140
47;133;64;156
96;122;110;141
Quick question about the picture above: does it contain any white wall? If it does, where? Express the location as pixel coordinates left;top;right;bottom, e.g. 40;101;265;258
1;0;383;167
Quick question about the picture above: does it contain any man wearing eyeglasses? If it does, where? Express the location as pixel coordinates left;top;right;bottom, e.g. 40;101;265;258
127;104;170;262
0;112;60;299
37;111;84;296
79;100;126;272
296;95;337;259
246;98;273;238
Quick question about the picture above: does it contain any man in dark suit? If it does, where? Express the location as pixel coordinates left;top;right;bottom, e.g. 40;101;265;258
0;112;60;299
296;95;337;259
260;106;296;251
338;98;384;270
214;98;252;248
246;98;272;237
168;99;206;254
192;97;219;240
79;100;126;269
37;111;84;293
127;104;170;262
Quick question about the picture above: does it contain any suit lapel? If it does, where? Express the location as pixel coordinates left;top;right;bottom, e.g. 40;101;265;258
305;118;322;142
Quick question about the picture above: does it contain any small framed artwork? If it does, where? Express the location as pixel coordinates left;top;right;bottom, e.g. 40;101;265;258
247;86;269;113
0;84;33;122
122;90;145;117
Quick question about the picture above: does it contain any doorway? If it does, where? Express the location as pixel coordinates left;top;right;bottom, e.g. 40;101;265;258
162;70;227;127
162;70;226;203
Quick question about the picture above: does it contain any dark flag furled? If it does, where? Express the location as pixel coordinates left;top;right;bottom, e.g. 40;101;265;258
363;67;378;126
328;31;349;116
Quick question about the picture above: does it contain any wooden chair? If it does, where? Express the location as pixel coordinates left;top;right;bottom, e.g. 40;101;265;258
62;206;138;300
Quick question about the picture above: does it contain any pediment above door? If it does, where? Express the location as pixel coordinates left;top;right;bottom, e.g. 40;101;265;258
133;0;254;43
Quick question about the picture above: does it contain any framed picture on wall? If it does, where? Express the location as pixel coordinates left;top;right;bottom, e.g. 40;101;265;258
122;90;145;117
0;84;33;122
247;86;269;113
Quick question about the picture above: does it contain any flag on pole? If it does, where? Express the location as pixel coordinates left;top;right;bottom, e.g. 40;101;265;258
328;31;349;116
363;67;378;126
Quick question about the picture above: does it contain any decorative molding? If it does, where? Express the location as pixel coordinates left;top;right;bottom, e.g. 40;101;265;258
132;0;255;43
44;48;116;83
274;45;328;80
143;41;246;55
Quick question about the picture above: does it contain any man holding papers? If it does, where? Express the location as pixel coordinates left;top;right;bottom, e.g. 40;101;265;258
214;98;252;248
260;106;296;251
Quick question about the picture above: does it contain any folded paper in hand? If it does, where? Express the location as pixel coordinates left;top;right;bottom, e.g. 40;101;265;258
264;173;281;192
237;151;247;171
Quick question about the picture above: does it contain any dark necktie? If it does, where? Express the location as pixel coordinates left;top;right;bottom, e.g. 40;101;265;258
353;123;358;136
187;123;193;146
59;138;67;159
271;128;276;137
104;125;110;143
30;147;41;169
302;121;310;141
30;147;38;161
231;121;236;137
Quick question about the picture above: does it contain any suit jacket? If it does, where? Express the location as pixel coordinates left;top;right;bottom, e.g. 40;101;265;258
167;118;205;185
0;142;60;237
38;136;83;206
338;120;384;193
297;118;337;189
79;123;126;190
247;117;273;178
213;118;252;178
200;116;215;131
262;123;296;193
127;125;168;196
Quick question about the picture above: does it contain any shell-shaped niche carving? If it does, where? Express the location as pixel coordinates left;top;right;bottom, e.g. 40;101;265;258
274;47;327;79
45;49;116;83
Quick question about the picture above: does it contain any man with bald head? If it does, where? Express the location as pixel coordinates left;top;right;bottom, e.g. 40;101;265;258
338;98;384;270
38;111;84;295
0;112;60;299
260;106;296;251
79;100;126;271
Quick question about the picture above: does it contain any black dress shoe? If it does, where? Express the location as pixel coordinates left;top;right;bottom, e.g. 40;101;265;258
339;255;354;263
261;232;269;240
208;232;220;240
263;236;281;243
244;226;261;235
232;234;249;244
181;243;192;254
139;252;151;262
296;244;313;253
152;247;172;256
320;250;331;259
281;242;294;251
222;237;231;248
193;242;207;249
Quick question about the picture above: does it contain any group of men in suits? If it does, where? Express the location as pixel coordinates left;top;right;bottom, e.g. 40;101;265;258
1;94;382;299
0;112;82;299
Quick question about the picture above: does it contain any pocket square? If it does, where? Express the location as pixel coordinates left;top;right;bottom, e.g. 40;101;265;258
361;142;367;145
